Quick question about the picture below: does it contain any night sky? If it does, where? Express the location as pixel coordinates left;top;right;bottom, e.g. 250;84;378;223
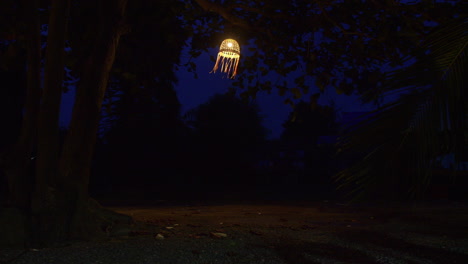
58;45;375;139
175;46;375;138
56;40;374;139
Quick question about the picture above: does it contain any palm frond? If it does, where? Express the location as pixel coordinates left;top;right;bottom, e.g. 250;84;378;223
336;16;468;200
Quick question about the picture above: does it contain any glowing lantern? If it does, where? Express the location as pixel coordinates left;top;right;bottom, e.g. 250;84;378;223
211;39;240;79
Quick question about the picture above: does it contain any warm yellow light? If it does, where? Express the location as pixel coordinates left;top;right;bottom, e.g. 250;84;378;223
211;39;240;79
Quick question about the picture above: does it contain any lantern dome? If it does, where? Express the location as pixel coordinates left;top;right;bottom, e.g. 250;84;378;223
211;39;240;78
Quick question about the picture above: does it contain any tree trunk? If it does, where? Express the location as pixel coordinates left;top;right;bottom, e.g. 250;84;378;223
1;0;132;248
0;0;42;248
32;0;71;245
57;0;129;240
4;0;42;210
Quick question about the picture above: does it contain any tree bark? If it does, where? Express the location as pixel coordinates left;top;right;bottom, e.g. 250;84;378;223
1;0;41;210
32;0;71;245
58;0;129;239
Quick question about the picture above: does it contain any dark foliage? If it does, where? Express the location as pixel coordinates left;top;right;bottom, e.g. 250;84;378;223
185;93;267;187
336;17;468;200
90;0;190;194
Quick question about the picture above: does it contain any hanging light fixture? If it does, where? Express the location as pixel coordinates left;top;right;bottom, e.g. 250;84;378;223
211;39;240;79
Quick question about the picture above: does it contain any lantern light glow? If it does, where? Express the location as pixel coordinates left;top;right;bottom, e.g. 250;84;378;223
211;39;240;79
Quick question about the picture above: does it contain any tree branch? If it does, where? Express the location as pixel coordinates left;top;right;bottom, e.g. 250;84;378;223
192;0;371;41
193;0;252;30
318;4;375;40
227;3;292;20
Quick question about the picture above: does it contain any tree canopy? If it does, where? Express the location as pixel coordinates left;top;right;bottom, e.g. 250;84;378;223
185;93;267;185
187;0;464;103
281;101;337;146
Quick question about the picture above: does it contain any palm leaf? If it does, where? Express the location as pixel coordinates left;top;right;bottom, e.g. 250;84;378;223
336;16;468;200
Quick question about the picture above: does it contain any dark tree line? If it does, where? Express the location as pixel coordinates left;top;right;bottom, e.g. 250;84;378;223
90;91;339;201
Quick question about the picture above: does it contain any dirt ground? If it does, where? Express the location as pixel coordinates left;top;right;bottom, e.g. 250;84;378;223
1;201;467;264
109;201;468;263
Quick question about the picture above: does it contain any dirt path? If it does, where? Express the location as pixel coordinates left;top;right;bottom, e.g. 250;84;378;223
111;202;468;264
2;202;468;264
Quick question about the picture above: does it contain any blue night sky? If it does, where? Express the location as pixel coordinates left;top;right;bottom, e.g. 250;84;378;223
175;47;375;139
59;46;375;139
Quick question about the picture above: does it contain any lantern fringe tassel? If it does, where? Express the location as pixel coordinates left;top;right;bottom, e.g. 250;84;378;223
211;39;240;79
